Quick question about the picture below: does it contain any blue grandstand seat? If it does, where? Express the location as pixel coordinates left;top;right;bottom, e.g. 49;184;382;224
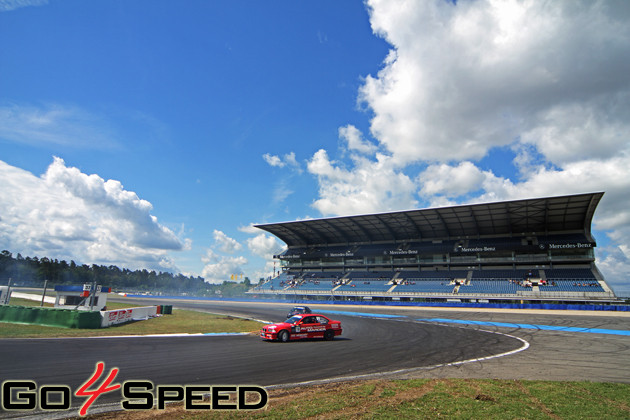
471;269;534;280
345;272;395;282
393;280;455;293
544;268;595;279
398;270;467;280
539;280;604;292
256;272;293;290
336;282;392;292
294;281;336;291
458;280;527;294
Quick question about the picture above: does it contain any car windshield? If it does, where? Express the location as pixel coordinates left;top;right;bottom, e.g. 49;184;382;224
285;316;301;324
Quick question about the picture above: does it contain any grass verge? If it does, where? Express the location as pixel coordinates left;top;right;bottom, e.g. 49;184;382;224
85;378;630;419
0;299;262;338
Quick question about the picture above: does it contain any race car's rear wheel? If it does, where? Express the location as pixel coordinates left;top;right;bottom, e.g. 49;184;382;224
324;330;335;341
278;330;289;342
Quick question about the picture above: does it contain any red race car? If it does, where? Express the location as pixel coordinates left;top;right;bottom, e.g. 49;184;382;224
260;313;342;342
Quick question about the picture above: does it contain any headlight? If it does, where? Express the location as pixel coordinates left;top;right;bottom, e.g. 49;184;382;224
267;326;276;331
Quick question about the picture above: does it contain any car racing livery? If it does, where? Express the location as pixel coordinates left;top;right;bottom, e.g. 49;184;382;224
260;313;342;342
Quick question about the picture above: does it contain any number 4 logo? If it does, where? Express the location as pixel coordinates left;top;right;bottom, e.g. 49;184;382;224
75;362;121;416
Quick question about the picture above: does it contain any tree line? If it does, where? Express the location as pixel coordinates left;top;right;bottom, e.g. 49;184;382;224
0;250;252;297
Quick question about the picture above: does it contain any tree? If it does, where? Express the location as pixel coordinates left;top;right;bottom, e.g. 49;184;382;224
0;250;253;297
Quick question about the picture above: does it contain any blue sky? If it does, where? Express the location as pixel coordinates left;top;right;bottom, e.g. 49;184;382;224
1;1;629;294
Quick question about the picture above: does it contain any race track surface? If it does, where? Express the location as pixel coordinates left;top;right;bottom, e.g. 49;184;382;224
1;299;629;418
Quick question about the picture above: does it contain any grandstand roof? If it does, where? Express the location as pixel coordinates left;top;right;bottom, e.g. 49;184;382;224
255;192;604;247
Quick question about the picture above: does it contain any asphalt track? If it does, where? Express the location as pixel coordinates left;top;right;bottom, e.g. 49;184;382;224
1;299;629;418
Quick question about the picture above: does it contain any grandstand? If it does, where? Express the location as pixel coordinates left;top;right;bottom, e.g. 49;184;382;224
250;192;620;304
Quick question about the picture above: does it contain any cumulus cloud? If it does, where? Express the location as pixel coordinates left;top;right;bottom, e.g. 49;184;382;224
520;99;630;165
244;234;286;283
339;125;377;155
246;233;284;260
0;158;184;271
361;0;630;166
307;149;417;216
212;230;242;254
200;249;247;284
201;231;252;284
418;162;488;199
239;226;286;280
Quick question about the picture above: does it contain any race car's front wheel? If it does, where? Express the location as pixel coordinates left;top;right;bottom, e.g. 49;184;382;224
278;330;289;342
324;330;335;341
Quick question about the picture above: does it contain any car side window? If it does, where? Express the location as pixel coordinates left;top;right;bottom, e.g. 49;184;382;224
303;316;315;324
317;316;328;324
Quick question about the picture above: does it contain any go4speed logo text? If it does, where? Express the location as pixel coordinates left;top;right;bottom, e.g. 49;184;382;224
1;362;268;416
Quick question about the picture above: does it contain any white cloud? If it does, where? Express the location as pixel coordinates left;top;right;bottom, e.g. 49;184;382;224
262;153;283;167
271;180;294;205
262;152;303;206
0;103;121;149
262;152;301;172
520;98;630;165
232;233;286;282
596;246;630;296
339;124;377;155
246;233;284;260
283;152;300;169
361;0;630;166
200;249;247;284
212;230;242;254
0;0;47;12
0;158;185;271
238;223;260;235
418;162;488;198
307;149;417;216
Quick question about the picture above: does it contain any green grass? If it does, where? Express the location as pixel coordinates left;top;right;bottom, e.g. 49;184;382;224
0;299;262;338
7;297;56;307
125;378;628;420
